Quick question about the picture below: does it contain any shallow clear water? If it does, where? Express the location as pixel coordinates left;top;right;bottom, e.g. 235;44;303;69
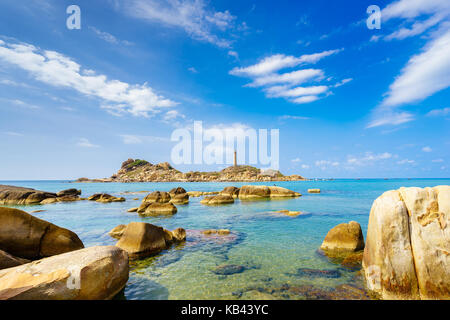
2;179;448;299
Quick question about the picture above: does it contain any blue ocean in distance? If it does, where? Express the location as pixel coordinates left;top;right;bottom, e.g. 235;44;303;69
2;179;448;299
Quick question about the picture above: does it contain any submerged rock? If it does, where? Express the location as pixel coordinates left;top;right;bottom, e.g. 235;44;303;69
0;207;84;260
363;185;450;300
290;268;341;279
212;264;246;275
202;229;231;235
0;246;129;300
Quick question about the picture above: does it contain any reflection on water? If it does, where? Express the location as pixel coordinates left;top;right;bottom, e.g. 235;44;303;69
2;178;448;299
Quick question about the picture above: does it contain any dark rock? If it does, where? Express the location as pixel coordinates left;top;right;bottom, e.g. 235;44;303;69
212;264;246;275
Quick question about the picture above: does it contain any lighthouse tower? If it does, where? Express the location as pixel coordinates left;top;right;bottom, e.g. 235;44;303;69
233;150;237;167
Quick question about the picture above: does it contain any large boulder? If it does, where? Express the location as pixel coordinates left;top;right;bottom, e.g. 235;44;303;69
239;185;271;199
137;191;171;212
0;246;129;300
57;189;81;197
200;195;234;205
238;185;301;199
170;193;189;205
219;186;240;198
0;207;84;260
138;202;178;216
115;222;185;259
88;194;125;203
169;187;187;196
268;186;301;198
0;250;29;270
320;221;365;254
0;185;57;205
362;186;450;300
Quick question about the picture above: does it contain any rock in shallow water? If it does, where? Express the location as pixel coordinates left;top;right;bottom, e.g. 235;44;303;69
290;268;342;279
114;222;186;259
363;185;450;300
212;264;246;275
0;207;84;260
0;246;129;300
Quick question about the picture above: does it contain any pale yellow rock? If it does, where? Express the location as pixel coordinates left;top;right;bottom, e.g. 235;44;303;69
308;189;321;193
108;224;127;239
320;221;364;252
363;186;450;300
398;186;450;299
200;195;234;205
127;207;138;213
0;246;129;300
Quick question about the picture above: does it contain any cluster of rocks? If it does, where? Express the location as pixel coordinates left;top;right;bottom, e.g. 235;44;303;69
134;187;190;216
0;185;84;205
319;185;449;300
75;158;307;182
0;207;129;300
88;193;125;203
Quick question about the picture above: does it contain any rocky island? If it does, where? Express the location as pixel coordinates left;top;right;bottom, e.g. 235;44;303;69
75;158;306;183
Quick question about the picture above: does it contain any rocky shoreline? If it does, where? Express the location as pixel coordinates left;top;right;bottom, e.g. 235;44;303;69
0;183;448;300
74;158;307;183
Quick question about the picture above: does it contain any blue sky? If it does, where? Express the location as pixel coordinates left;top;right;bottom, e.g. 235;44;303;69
0;0;449;179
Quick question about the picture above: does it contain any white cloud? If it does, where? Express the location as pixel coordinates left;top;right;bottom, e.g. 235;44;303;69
278;115;310;120
3;98;40;109
291;158;301;163
247;69;324;87
292;95;320;104
89;27;133;45
119;134;168;144
228;50;239;59
3;131;24;136
188;67;198;73
432;158;444;162
367;1;450;128
333;78;353;87
381;29;450;107
301;164;310;169
76;138;99;148
315;160;340;167
426;107;450;116
163;110;185;121
0;39;177;117
229;49;344;105
367;110;414;128
266;85;328;98
422;146;432;152
347;152;392;166
121;0;239;48
397;159;416;165
230;50;342;77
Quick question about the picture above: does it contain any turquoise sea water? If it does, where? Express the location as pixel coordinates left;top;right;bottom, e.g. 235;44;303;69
1;179;448;299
